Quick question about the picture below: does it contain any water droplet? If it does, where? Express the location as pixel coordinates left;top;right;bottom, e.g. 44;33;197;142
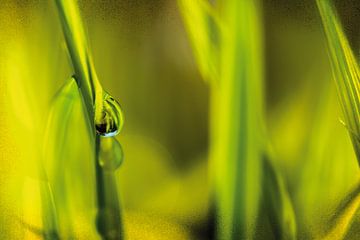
95;93;124;137
99;137;124;171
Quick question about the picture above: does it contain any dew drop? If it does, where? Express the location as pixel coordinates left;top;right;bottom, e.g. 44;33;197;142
99;137;124;171
95;93;124;137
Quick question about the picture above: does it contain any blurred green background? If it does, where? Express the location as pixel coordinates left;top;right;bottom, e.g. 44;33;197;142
1;0;360;239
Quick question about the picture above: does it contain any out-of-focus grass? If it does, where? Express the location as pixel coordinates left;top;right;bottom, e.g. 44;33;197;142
177;0;220;84
316;0;360;238
179;0;360;239
0;1;201;239
2;0;360;239
317;0;360;163
179;0;265;238
179;0;298;239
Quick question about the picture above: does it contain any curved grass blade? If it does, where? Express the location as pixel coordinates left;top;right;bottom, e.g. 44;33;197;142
22;79;79;239
43;77;80;238
317;0;360;164
39;179;61;240
177;0;221;83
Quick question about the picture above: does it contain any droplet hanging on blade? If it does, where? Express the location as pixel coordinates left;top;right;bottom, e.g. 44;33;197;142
95;93;124;137
98;137;124;171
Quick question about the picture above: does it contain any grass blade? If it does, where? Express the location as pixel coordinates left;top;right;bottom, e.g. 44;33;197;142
316;1;360;238
263;157;297;240
43;77;80;238
213;1;264;239
55;1;124;239
55;0;102;121
317;0;360;163
179;0;265;238
177;0;221;83
95;136;124;239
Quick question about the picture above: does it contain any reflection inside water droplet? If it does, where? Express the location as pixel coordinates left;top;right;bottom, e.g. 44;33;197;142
95;93;124;137
99;137;124;171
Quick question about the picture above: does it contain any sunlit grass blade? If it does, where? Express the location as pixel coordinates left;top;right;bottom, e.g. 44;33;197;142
22;79;79;239
21;175;60;240
43;77;79;238
39;179;61;240
316;1;360;238
319;182;360;240
317;0;360;163
55;1;125;239
213;1;264;239
43;77;78;177
179;0;265;239
55;0;103;121
177;0;220;83
263;157;297;240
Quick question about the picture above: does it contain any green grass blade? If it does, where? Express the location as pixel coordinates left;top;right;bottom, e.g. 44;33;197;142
43;77;80;238
55;0;104;128
177;0;220;83
179;0;265;238
317;0;360;163
39;180;61;240
263;157;297;240
55;2;125;239
214;1;264;239
21;176;60;240
95;136;124;239
55;0;98;105
316;1;360;238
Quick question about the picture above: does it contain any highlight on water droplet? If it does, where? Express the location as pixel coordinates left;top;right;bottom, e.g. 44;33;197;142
95;92;124;137
99;137;124;171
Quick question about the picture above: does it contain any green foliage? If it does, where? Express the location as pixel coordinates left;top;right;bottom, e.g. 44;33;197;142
263;157;297;240
316;0;360;239
178;0;220;83
317;0;360;163
179;0;297;239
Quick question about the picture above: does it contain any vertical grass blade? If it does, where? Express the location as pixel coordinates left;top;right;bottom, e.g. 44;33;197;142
39;179;61;240
95;136;123;240
214;1;264;239
43;77;80;238
179;0;265;239
263;157;297;240
317;0;360;163
180;0;297;239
